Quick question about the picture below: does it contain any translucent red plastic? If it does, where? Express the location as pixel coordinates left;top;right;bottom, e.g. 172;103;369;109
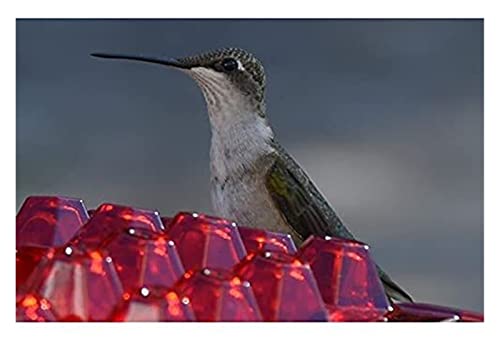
238;226;297;254
15;195;485;322
234;251;329;321
166;212;247;270
161;216;172;229
297;236;391;321
22;246;123;321
16;246;55;291
16;196;89;248
112;289;196;322
102;228;185;295
174;268;262;321
70;203;164;251
16;293;57;322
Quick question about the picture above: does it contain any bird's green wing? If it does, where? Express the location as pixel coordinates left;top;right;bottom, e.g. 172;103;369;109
265;143;355;242
265;143;413;303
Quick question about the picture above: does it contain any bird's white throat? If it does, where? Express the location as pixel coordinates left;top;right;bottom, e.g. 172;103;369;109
188;67;274;178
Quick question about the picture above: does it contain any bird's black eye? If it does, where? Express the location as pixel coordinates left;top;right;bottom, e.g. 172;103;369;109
221;58;238;72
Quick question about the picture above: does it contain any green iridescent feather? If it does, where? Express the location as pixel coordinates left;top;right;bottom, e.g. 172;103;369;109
265;142;413;303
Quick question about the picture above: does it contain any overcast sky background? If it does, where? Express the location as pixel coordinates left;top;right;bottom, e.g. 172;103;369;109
16;19;483;312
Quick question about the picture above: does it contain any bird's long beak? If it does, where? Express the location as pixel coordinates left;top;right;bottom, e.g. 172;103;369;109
91;52;190;69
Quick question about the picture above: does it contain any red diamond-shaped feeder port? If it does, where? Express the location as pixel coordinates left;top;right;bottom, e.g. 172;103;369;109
16;196;89;248
16;293;57;322
70;203;164;251
112;288;196;322
175;268;262;321
297;236;391;322
386;302;483;322
20;246;123;321
102;227;185;295
165;212;247;271
234;251;329;321
238;226;297;254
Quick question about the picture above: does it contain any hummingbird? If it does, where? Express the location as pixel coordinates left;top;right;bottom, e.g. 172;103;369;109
91;47;413;302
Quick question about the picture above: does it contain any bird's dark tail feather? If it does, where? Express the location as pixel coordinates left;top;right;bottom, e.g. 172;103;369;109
376;264;414;303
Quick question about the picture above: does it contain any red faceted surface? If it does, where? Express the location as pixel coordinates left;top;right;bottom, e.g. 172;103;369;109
234;251;329;321
16;196;89;248
16;293;57;322
166;212;247;271
16;246;55;291
326;305;389;322
387;302;483;322
161;216;172;229
21;246;123;321
103;228;185;295
238;226;297;254
298;236;390;321
70;203;164;251
112;289;196;322
15;195;486;322
175;268;262;321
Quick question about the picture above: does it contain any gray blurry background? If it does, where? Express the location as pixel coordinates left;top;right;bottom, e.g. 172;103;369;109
16;19;483;312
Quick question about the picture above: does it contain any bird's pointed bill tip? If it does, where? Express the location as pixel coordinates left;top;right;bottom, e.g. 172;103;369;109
90;52;106;58
90;52;123;59
89;52;187;69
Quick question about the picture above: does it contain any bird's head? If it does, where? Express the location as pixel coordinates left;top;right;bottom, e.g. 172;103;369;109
92;48;267;129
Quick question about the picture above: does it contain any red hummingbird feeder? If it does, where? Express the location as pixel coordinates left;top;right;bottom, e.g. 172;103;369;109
16;195;483;322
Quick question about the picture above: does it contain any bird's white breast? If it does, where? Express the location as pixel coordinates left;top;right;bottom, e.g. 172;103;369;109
209;118;292;233
189;67;293;233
